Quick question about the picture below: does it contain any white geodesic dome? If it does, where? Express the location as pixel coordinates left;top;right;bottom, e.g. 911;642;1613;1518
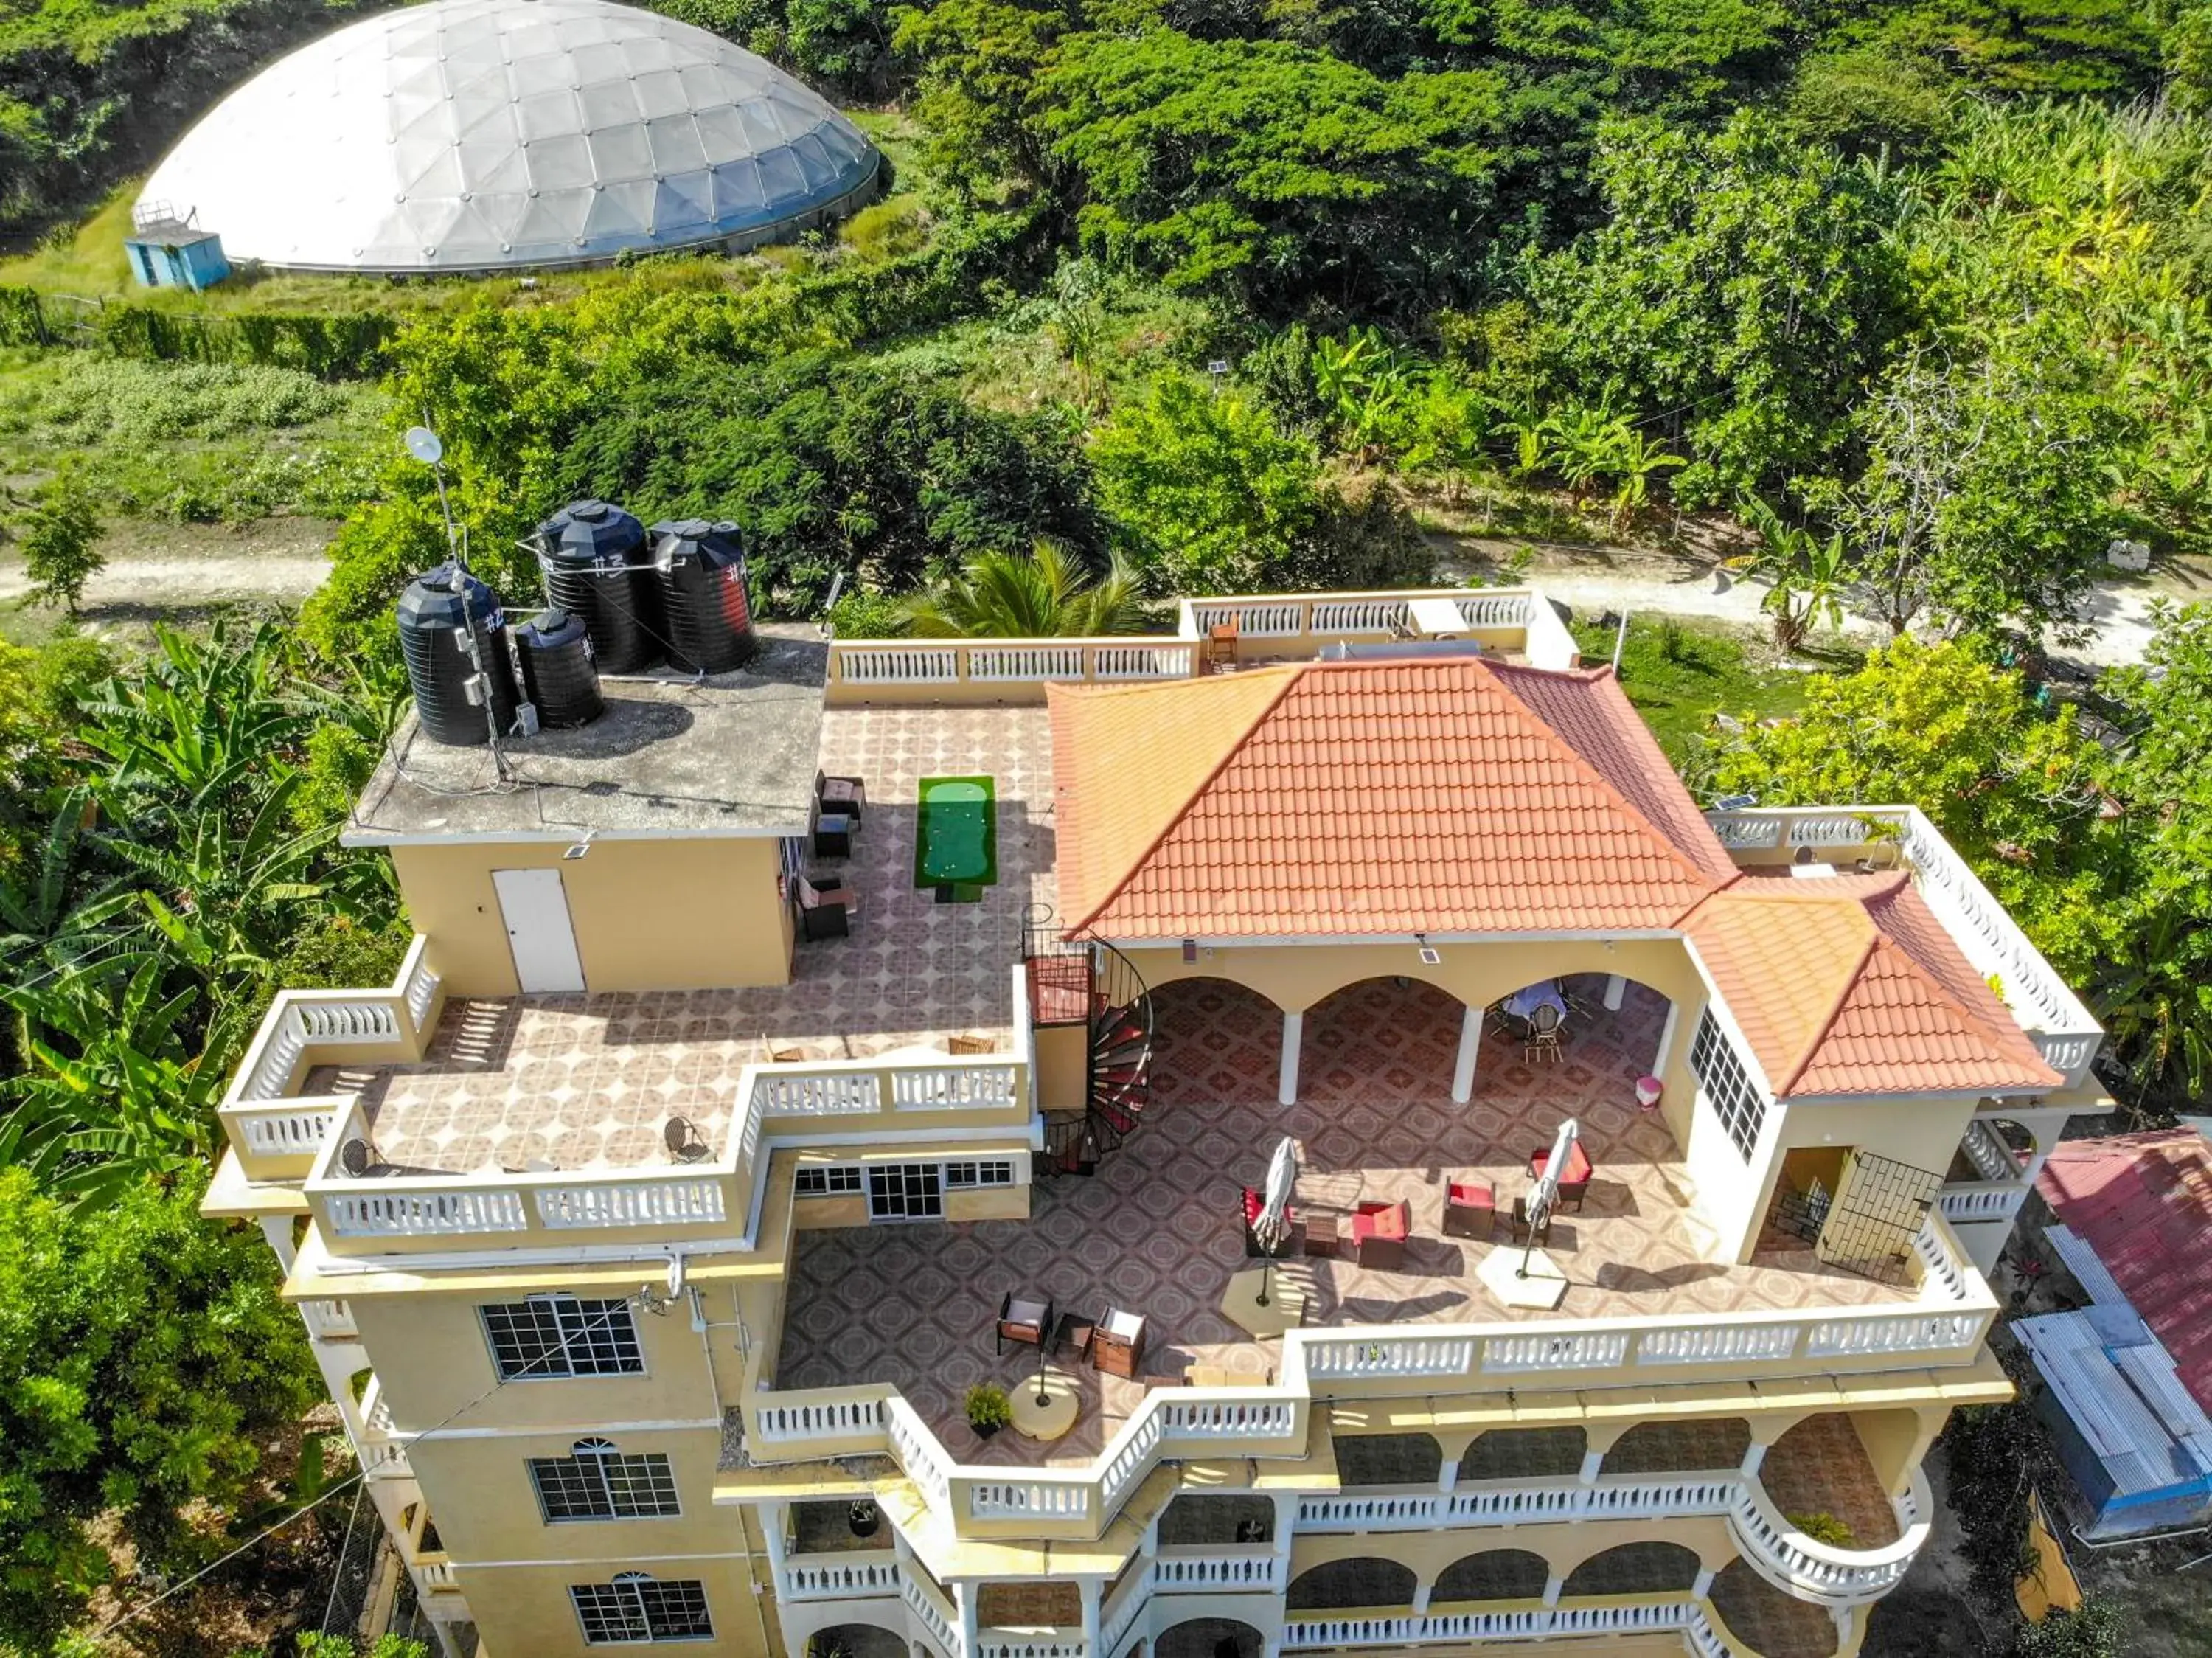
137;0;880;274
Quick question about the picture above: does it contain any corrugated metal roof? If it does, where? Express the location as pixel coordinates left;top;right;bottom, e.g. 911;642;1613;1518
2045;1224;2134;1309
2019;1310;2212;1497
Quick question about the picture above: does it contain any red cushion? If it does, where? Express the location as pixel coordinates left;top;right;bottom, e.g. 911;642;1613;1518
1242;1187;1262;1224
1449;1181;1494;1208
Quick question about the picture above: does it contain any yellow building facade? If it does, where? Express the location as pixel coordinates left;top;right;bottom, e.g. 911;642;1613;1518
204;589;2102;1658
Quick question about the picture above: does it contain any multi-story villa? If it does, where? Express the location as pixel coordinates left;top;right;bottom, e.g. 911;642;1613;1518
203;586;2107;1658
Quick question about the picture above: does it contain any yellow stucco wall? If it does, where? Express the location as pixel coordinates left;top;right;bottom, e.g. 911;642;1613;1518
391;836;794;996
450;1555;774;1657
413;1424;728;1564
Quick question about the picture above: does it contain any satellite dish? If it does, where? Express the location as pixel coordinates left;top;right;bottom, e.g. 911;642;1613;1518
404;426;445;465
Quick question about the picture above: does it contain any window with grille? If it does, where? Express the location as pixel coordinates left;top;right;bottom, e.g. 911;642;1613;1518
481;1294;643;1380
944;1160;1014;1188
867;1162;943;1220
530;1438;681;1522
571;1574;713;1643
1689;1010;1767;1162
793;1165;863;1197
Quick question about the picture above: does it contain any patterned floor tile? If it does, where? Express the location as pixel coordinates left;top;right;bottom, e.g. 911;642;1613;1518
776;977;1905;1470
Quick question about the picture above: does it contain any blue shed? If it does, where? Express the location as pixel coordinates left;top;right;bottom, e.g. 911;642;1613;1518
123;202;231;291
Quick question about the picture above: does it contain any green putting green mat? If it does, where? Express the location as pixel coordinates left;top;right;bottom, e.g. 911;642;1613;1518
914;775;998;893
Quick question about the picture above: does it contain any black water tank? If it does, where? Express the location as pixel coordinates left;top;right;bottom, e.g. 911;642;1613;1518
396;563;520;746
650;518;757;674
538;499;661;673
513;607;605;729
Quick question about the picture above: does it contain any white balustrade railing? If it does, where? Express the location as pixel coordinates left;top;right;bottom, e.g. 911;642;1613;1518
1096;1408;1164;1514
1961;1117;2023;1182
902;1575;964;1658
831;639;1193;694
838;645;963;684
535;1178;727;1229
1100;1568;1150;1658
1156;1397;1298;1439
296;999;402;1043
970;1480;1091;1522
1637;1322;1800;1365
235;1100;341;1161
240;1006;310;1102
754;1070;883;1116
1454;592;1531;629
779;1553;901;1600
1938;1184;2030;1224
417;1560;459;1592
301;1298;358;1342
1185;600;1307;637
891;1064;1021;1110
969;645;1088;681
1298;1475;1742;1533
1151;1547;1284;1592
1482;1330;1632;1373
1310;597;1413;634
754;1390;886;1444
325;1187;530;1238
1284;1602;1694;1648
1093;644;1192;679
1727;1465;1930;1603
887;1398;953;1512
1304;1336;1475;1379
975;1634;1085;1658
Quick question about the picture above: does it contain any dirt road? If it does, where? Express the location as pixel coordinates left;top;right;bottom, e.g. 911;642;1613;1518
0;519;335;614
1438;535;2212;669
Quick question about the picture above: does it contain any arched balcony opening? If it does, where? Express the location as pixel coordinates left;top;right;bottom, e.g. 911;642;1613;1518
805;1623;908;1658
1287;1556;1418;1612
1158;1491;1276;1546
1559;1541;1700;1598
1601;1417;1752;1477
1709;1560;1840;1658
1334;1432;1444;1488
1300;977;1469;1106
1145;978;1284;1111
1155;1617;1265;1658
1431;1548;1551;1604
1462;1426;1586;1482
1761;1415;1902;1550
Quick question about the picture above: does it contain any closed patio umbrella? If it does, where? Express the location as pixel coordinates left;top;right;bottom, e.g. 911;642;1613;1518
1254;1136;1298;1255
1520;1117;1579;1280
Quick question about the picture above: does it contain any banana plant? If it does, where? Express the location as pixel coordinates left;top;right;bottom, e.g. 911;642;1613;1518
1727;496;1852;651
1309;327;1413;459
1603;427;1686;533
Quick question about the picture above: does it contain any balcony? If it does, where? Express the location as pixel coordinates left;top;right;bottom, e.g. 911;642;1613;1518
1701;806;2103;1090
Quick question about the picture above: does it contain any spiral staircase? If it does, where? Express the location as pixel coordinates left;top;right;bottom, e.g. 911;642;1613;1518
1021;905;1155;1176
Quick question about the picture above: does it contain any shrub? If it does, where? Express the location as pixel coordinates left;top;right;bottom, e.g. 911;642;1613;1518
964;1382;1012;1431
1786;1510;1855;1547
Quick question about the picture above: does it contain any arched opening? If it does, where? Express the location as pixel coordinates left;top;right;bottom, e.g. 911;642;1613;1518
1301;977;1467;1103
1432;1547;1551;1604
1145;978;1283;1111
1462;1426;1585;1482
1950;1116;2036;1183
1559;1541;1700;1598
1334;1432;1444;1488
1155;1618;1265;1658
1158;1491;1275;1546
1708;1560;1839;1658
1287;1556;1418;1611
1601;1417;1751;1477
1762;1414;1901;1548
806;1624;908;1658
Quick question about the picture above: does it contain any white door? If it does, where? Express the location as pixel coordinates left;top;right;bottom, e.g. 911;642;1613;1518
493;867;585;993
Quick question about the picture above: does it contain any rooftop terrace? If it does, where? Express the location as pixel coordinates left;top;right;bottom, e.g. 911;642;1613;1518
319;703;1056;1176
772;979;1920;1468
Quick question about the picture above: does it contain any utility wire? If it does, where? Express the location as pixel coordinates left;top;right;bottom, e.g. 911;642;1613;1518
93;1297;644;1637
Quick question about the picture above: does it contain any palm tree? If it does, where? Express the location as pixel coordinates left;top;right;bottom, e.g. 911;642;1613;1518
904;544;1149;638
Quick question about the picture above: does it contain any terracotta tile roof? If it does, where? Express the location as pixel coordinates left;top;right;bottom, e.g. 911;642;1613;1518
1048;657;1724;940
1486;662;1739;881
2038;1131;2212;1414
1684;875;2061;1098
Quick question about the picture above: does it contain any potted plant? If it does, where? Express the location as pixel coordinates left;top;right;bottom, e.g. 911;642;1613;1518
847;1497;879;1539
965;1381;1013;1440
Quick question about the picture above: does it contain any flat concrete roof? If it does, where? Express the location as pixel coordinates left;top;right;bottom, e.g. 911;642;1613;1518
346;624;828;844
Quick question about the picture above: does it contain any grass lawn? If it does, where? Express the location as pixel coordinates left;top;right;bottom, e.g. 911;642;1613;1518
1573;612;1860;772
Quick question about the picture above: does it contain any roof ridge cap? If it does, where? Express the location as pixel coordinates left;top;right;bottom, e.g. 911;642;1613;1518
1060;664;1307;937
1474;659;1726;913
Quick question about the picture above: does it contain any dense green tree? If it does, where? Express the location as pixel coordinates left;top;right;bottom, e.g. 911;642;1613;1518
0;1165;314;1650
1708;639;2121;984
2014;1600;2126;1658
11;471;105;616
1512;112;1909;501
1090;374;1324;592
1040;31;1510;313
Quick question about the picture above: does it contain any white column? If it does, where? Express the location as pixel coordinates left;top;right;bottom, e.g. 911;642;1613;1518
1692;1566;1716;1598
1279;1011;1304;1105
1080;1578;1102;1655
257;1214;297;1273
1450;1005;1482;1103
956;1581;979;1658
1603;974;1626;1011
1578;1448;1604;1485
429;1622;464;1658
1741;1441;1768;1477
1412;1581;1433;1615
1652;1001;1680;1077
1542;1575;1564;1608
1438;1458;1460;1494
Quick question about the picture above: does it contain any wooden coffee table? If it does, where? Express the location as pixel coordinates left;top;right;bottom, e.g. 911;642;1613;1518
1304;1215;1340;1258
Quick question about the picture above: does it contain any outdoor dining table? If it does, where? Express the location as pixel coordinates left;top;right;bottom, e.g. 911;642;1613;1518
1501;980;1568;1021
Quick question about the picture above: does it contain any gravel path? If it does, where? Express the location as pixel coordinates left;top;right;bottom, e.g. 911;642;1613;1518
0;519;335;611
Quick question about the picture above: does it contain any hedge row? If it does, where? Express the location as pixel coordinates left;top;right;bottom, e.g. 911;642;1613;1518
0;285;394;377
